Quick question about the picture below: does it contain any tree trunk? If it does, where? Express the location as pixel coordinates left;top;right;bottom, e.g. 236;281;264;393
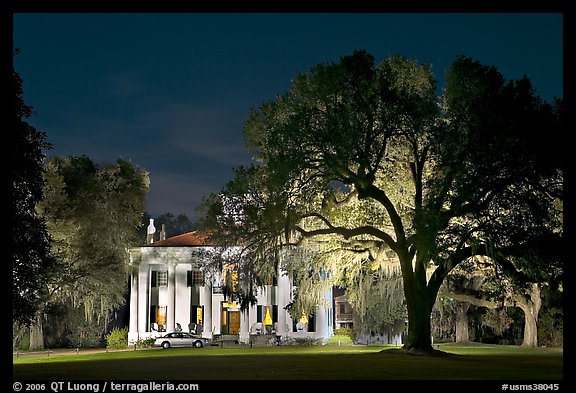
446;283;542;347
401;252;435;352
455;302;471;343
29;312;45;350
514;283;541;347
404;295;433;351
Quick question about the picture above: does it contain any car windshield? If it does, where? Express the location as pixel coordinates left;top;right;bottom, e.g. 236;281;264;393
164;332;192;338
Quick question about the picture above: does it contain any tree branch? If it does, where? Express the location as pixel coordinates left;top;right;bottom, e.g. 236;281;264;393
364;184;407;248
294;222;397;252
444;292;504;309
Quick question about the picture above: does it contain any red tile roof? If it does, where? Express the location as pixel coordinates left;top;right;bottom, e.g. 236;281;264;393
144;230;216;247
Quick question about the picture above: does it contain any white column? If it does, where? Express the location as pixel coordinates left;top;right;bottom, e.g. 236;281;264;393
137;266;150;334
166;264;176;332
316;305;327;339
128;271;139;343
174;264;189;331
202;285;213;338
276;274;290;334
325;289;334;338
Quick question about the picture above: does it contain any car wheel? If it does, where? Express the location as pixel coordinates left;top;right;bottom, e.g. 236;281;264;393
161;341;171;349
193;340;203;348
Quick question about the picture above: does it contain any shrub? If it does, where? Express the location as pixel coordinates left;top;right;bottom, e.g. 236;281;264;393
327;334;353;346
136;337;156;348
293;337;322;346
334;328;355;341
106;327;128;350
280;336;296;346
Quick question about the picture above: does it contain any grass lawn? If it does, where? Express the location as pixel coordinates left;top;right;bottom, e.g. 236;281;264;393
13;343;563;381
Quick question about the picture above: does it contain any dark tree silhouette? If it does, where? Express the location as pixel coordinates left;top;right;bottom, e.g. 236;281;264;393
11;60;57;326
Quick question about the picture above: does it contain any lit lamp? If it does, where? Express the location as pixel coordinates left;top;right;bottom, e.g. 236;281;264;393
264;306;273;327
296;311;308;332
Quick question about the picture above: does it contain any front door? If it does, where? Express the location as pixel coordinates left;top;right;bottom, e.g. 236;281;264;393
228;311;240;334
221;302;241;334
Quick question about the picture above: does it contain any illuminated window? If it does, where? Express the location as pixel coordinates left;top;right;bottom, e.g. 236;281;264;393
257;305;278;324
157;306;167;326
293;312;315;332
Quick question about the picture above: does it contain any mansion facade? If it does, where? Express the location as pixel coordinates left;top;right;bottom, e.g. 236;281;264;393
127;220;334;344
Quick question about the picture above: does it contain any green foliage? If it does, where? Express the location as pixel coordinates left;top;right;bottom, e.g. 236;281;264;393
481;308;514;337
431;296;458;342
42;304;103;348
334;328;355;341
346;271;406;334
64;331;102;349
106;327;129;350
13;323;30;351
537;286;563;348
36;155;149;346
538;307;563;347
328;335;354;346
135;337;156;348
293;338;322;346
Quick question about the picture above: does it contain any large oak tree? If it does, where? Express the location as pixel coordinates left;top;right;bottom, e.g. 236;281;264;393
34;155;149;348
199;51;563;352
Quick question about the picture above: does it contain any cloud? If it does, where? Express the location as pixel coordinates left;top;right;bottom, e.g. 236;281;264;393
146;170;227;222
134;100;253;167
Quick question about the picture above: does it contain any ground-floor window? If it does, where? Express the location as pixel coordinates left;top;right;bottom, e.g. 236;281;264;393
293;312;315;332
256;305;278;333
149;305;167;332
189;305;203;334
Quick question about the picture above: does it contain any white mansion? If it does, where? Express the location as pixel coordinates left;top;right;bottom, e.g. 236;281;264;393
127;220;334;345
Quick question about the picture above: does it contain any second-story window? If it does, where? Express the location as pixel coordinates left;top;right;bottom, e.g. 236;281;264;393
157;271;168;287
187;270;204;287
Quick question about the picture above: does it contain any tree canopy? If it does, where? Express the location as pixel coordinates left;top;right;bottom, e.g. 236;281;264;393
36;155;149;347
198;50;563;352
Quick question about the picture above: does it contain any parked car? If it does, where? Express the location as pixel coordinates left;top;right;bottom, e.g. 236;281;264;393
154;332;211;349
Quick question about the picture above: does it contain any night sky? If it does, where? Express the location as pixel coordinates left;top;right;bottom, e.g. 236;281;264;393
12;13;563;223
